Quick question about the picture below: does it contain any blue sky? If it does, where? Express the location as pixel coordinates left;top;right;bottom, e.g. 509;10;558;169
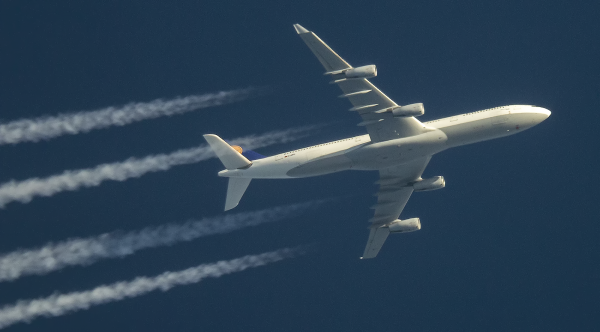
0;1;599;331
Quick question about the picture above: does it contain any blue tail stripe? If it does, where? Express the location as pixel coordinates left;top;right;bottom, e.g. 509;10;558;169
223;139;266;160
242;150;266;160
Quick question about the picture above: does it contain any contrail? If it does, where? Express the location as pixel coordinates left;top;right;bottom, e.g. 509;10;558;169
0;201;321;282
0;126;315;208
0;247;305;330
0;88;260;145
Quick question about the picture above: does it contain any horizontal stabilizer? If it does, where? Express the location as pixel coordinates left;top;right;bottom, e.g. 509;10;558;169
225;178;251;211
203;134;252;170
361;226;390;259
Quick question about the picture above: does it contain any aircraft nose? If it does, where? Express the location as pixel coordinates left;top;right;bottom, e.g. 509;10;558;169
532;107;551;124
536;107;551;119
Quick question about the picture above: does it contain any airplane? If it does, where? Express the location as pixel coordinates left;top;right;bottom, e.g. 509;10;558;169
203;24;551;259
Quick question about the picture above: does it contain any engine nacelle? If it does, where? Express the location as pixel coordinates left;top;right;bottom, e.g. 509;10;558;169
413;176;445;192
392;103;425;117
344;65;377;79
388;218;421;233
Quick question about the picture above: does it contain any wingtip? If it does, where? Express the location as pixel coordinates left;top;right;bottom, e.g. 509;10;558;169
203;134;222;145
224;203;238;211
293;24;309;34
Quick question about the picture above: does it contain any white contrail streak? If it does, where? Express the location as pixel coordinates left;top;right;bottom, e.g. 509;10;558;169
0;126;314;208
0;201;320;282
0;88;259;145
0;247;304;330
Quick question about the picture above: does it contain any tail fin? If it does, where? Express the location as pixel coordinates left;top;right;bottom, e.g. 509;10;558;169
225;178;252;211
221;139;266;161
203;134;252;170
203;134;254;211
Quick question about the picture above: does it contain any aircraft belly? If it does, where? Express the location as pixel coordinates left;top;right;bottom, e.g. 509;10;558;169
286;154;353;177
442;119;495;147
347;130;448;170
441;113;537;147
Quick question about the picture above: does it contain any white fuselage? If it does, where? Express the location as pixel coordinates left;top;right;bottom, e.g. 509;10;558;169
219;105;551;179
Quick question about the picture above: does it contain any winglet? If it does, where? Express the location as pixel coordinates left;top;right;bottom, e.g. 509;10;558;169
293;24;309;34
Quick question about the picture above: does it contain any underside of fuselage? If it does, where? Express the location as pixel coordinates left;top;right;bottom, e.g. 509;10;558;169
286;128;449;177
217;105;550;179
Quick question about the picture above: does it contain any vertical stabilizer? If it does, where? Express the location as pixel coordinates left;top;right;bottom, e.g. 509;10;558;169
203;134;254;211
203;134;252;170
225;178;252;211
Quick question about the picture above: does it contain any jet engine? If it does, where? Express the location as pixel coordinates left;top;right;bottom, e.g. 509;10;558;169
392;103;425;117
413;176;445;192
388;218;421;233
344;65;377;79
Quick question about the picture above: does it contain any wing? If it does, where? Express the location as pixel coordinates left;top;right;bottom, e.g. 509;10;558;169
294;24;426;142
361;156;431;259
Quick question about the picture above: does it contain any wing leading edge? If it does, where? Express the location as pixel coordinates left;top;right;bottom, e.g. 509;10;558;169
293;24;434;259
293;24;427;142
